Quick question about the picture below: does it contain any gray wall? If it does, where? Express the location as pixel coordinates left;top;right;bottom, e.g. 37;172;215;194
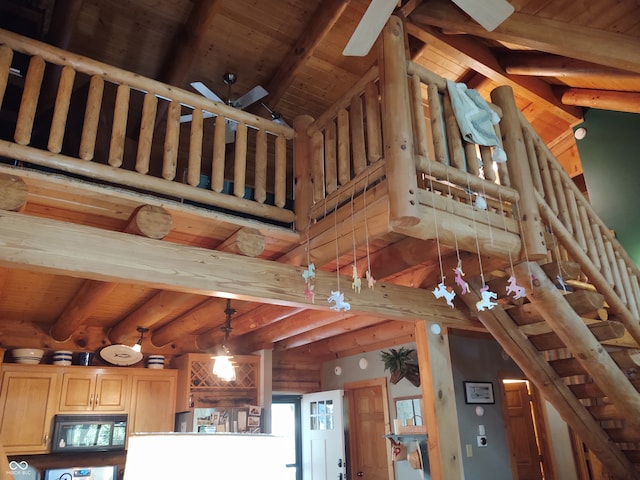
320;333;576;480
449;334;521;480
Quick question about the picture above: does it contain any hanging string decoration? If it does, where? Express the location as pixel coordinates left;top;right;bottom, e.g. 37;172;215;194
302;218;316;303
328;198;350;312
362;181;376;289
350;189;362;294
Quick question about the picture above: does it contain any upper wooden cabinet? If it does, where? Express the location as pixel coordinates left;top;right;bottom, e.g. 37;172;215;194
59;370;130;412
0;364;178;455
128;370;178;435
0;366;60;454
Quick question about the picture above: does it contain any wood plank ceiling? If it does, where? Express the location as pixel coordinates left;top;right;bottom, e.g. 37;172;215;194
1;0;640;369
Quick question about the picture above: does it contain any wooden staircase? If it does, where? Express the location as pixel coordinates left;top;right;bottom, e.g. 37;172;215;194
460;258;640;478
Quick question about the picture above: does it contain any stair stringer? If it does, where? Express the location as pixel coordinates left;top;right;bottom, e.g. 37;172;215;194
462;277;638;479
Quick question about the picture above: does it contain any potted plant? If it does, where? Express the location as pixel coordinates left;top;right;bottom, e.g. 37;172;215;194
380;347;420;386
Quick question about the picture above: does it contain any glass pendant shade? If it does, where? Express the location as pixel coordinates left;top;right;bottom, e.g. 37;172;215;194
213;353;236;382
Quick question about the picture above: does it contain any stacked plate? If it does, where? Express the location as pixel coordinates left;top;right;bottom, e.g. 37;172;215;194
12;348;44;364
53;350;73;365
147;355;165;369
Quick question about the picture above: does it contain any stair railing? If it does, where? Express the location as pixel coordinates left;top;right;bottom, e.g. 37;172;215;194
516;114;640;343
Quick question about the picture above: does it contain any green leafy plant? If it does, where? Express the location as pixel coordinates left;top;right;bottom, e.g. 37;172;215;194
380;347;420;386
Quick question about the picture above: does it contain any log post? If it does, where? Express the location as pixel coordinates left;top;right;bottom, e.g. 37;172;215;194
491;86;547;260
415;322;465;480
294;115;315;232
380;15;420;228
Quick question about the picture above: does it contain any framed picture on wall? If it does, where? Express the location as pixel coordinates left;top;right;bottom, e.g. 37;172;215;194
464;381;495;404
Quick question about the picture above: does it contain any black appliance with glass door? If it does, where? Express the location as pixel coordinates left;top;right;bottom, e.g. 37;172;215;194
51;414;127;453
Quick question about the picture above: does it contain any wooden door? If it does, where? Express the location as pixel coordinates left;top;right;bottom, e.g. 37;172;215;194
503;381;543;480
301;390;345;480
94;372;129;411
0;368;59;454
128;372;177;434
345;379;392;480
59;372;97;411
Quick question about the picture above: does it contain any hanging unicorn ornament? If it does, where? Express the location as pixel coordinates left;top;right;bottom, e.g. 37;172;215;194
302;263;316;304
365;269;376;289
476;285;498;311
328;291;351;312
433;282;456;308
454;263;470;294
505;275;526;300
351;265;362;293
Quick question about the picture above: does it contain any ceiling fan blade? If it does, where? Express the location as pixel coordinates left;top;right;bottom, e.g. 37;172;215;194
342;0;397;57
450;0;514;32
190;81;224;103
233;85;268;110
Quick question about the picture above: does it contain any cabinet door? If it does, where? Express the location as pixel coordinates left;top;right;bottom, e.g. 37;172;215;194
94;373;130;411
129;373;177;434
0;370;59;454
59;372;96;411
59;372;130;411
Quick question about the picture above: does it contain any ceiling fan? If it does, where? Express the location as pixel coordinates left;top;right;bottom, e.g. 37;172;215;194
180;72;268;143
342;0;515;56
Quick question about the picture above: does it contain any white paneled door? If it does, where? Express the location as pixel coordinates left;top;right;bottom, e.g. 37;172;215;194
302;390;346;480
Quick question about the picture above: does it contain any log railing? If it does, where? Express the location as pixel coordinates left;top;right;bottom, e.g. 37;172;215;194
0;29;295;224
517;114;640;343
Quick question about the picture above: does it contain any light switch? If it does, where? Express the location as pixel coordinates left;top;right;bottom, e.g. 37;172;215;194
478;424;485;435
466;444;473;457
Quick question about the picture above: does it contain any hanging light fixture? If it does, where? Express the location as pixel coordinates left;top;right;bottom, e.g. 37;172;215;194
132;327;148;353
212;299;237;382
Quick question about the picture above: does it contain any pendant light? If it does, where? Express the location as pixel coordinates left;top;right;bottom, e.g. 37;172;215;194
132;327;148;353
212;299;236;382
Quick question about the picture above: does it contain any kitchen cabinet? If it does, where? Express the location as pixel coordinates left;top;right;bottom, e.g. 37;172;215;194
128;370;177;434
0;363;178;455
0;366;60;454
58;369;130;412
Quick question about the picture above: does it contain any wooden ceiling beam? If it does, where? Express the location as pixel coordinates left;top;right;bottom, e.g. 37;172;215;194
274;314;389;351
410;0;640;75
50;205;172;342
405;22;583;124
500;52;640;81
0;211;470;323
561;88;640;114
264;0;351;108
110;226;266;345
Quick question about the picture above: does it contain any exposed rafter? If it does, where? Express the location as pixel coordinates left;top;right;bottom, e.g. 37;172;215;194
409;0;640;75
405;22;583;124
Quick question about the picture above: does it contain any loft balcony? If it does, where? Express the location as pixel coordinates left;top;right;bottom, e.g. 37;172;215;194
1;15;640;477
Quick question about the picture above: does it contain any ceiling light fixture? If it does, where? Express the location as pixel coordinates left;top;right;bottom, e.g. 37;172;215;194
212;299;237;382
132;326;148;353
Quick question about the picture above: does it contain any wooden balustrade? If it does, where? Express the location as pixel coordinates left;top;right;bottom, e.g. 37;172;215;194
0;28;294;224
516;115;640;342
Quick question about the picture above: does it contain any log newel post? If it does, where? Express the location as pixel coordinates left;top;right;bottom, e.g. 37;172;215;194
380;15;420;229
490;85;547;260
294;115;315;232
